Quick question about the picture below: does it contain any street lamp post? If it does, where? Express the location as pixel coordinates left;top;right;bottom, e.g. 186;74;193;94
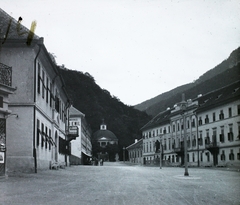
180;93;189;176
123;146;125;163
160;140;162;169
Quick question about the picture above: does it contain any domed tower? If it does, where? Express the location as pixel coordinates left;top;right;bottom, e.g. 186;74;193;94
93;120;118;147
92;120;118;162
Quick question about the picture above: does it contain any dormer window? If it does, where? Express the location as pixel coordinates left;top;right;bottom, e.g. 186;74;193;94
216;94;222;100
233;88;239;93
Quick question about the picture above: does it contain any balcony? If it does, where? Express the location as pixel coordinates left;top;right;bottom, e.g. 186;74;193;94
205;142;219;154
0;63;12;87
174;147;184;155
66;126;79;141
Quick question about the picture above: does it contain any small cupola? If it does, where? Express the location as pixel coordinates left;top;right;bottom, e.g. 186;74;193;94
100;119;107;130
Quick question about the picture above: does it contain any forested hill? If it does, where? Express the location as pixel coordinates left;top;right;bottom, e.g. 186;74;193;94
58;68;151;148
135;47;240;116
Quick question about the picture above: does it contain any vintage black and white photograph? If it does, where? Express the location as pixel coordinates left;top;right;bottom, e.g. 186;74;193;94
0;0;240;204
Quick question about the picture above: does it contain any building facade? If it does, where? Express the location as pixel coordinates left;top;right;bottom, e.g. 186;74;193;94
0;9;74;173
126;139;143;164
0;63;16;176
69;106;92;165
142;81;240;168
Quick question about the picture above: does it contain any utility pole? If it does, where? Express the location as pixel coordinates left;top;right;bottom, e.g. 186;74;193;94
160;140;162;169
180;93;189;176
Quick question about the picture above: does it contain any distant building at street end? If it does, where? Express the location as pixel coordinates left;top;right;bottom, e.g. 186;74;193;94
93;121;118;147
126;139;143;164
69;106;92;165
92;120;118;161
141;81;240;168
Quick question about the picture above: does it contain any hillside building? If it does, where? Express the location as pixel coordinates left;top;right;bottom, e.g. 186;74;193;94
69;106;92;165
0;9;75;173
141;81;240;168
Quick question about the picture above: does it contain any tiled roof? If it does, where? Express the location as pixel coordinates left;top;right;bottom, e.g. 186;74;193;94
196;80;240;113
69;106;85;117
126;139;143;150
0;8;39;41
141;109;171;131
141;80;240;131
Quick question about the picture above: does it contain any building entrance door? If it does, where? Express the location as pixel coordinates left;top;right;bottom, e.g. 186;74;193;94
0;119;6;176
55;131;58;162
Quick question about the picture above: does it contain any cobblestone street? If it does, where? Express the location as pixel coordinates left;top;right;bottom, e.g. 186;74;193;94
0;162;240;205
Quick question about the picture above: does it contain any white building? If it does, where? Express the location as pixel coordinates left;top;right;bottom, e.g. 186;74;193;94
69;106;92;165
142;81;240;168
0;9;73;172
126;139;143;164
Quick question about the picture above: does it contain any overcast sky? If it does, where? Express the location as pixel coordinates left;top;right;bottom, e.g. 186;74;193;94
1;0;240;105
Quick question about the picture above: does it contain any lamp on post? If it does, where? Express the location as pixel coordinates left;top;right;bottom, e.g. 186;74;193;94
180;93;189;176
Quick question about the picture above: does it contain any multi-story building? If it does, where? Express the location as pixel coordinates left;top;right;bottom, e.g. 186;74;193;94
0;9;74;173
126;139;143;164
69;106;92;165
142;81;240;168
0;63;16;177
80;114;92;164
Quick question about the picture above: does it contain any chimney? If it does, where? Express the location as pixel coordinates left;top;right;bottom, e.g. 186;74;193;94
135;139;138;143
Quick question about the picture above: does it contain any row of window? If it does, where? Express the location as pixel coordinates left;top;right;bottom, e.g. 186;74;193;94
144;122;239;152
145;149;240;163
36;119;54;150
143;105;240;139
143;130;237;153
129;150;142;158
199;106;240;125
37;63;67;123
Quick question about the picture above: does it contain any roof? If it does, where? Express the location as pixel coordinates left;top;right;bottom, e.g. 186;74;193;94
195;80;240;113
0;8;39;42
93;129;118;141
126;139;143;150
141;81;240;131
0;9;72;104
69;106;85;117
141;109;171;131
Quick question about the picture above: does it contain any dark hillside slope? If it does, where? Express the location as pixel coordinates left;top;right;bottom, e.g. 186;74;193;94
58;68;151;152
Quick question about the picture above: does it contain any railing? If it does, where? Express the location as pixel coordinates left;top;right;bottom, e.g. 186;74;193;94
174;147;184;153
205;142;219;149
0;63;12;87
